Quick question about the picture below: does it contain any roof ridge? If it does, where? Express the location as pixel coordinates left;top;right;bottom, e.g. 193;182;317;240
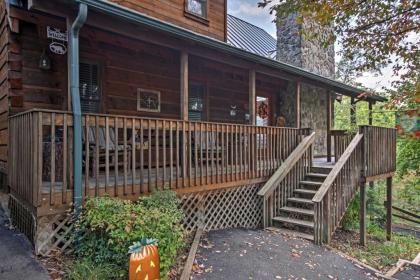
227;14;275;39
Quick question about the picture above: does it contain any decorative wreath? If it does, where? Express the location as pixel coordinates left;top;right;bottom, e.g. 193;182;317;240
257;101;269;119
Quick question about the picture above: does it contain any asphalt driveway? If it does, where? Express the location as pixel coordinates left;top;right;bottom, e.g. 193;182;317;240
192;228;385;280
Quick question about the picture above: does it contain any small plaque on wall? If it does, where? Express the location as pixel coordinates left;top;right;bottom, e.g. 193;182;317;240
137;88;161;112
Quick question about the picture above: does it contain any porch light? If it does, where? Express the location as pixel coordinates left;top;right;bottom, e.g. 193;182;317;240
336;94;343;103
39;49;51;70
230;105;238;117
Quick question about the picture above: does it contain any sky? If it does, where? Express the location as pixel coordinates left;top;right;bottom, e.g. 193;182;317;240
227;0;396;90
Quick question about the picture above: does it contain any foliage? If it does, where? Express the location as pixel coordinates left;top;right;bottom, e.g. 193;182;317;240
65;259;119;280
396;137;420;176
259;0;420;83
72;191;185;279
341;182;386;230
394;171;420;214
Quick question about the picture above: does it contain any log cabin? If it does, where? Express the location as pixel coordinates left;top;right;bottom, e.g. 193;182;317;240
0;0;396;255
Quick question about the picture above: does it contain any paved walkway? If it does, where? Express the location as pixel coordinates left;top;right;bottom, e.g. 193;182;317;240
192;228;384;280
0;195;50;280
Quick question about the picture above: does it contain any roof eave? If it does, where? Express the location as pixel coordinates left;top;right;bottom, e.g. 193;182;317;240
75;0;387;103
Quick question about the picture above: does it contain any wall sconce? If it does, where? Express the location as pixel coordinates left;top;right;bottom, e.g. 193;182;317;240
39;49;51;70
230;105;238;117
336;94;343;103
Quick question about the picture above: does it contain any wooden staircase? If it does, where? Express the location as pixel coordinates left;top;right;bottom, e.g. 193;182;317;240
270;167;330;241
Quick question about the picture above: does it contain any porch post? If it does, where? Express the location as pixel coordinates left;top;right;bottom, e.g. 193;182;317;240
296;82;301;128
180;51;189;121
350;97;356;125
326;91;332;162
368;101;374;188
249;69;256;125
360;180;367;246
386;176;393;241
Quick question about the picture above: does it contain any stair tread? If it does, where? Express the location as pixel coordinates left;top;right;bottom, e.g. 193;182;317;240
272;216;314;228
300;180;323;186
288;197;314;204
266;227;314;241
280;206;314;216
294;189;317;195
306;173;328;178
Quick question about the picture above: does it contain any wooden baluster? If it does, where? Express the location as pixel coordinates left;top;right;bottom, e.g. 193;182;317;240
123;118;128;195
206;123;210;185
62;114;67;204
169;121;173;189
176;121;180;189
140;119;145;193
182;121;187;188
148;119;152;191
163;120;167;188
50;113;56;205
199;123;203;186
131;118;136;194
188;122;192;187
114;117;119;197
155;120;160;190
105;117;110;192
95;116;100;197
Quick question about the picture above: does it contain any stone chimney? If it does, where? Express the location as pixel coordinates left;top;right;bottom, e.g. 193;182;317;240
277;13;335;156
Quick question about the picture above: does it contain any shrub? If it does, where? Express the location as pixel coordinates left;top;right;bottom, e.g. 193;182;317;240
73;191;185;279
66;259;119;280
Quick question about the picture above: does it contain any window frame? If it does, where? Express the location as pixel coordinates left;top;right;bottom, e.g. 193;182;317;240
184;0;209;25
79;59;103;114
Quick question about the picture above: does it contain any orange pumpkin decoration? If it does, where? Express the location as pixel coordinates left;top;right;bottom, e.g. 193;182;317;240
129;239;160;280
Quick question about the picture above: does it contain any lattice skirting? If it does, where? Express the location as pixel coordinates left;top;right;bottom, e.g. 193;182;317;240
9;195;36;244
180;183;263;231
10;183;263;256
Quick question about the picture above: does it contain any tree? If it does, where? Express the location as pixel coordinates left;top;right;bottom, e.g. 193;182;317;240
259;0;420;84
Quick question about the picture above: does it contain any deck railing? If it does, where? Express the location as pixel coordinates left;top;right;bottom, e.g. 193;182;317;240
330;130;354;161
313;133;363;244
360;126;397;179
9;109;308;213
258;132;315;227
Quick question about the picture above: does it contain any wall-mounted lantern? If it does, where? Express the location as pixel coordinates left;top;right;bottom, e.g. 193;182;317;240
39;49;51;70
230;105;238;117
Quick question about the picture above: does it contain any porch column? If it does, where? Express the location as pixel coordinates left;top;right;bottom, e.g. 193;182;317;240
296;82;301;128
368;101;373;125
180;51;189;121
360;180;367;246
326;92;332;162
386;176;393;241
350;97;356;125
249;69;256;125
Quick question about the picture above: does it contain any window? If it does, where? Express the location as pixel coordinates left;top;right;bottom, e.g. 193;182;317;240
137;89;161;112
80;62;101;113
188;83;206;121
185;0;208;19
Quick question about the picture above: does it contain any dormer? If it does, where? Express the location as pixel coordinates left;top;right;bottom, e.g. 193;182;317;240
109;0;227;41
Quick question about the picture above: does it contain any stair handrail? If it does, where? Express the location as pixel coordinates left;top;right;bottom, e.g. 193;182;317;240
258;132;316;228
312;132;364;244
258;132;316;198
312;133;363;203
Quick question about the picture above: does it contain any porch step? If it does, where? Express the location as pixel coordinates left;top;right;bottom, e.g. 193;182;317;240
266;227;314;241
306;173;328;180
272;216;314;229
279;206;314;216
310;166;333;175
299;181;322;190
294;189;317;196
287;197;313;205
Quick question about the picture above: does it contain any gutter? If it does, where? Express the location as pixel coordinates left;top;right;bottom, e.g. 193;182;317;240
75;0;386;102
69;3;88;217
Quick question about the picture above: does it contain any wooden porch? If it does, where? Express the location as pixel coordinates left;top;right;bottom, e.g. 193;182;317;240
8;109;311;217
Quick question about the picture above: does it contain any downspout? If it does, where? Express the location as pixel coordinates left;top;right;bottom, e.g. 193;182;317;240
70;3;88;217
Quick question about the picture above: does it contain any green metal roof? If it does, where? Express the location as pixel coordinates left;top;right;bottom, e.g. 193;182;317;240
75;0;386;102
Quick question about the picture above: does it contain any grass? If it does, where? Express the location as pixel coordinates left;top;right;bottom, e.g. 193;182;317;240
332;224;420;272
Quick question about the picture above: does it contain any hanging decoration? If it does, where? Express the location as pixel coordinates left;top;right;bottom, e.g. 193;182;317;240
47;26;68;55
257;100;269;120
38;49;51;70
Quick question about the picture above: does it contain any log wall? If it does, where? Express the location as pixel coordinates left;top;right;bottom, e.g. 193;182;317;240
108;0;227;41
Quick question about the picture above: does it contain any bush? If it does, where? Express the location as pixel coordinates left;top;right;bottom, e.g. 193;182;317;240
397;138;420;177
73;191;185;279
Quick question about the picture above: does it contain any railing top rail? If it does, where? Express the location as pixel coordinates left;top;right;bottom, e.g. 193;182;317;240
312;132;363;203
330;129;348;136
9;109;307;130
257;132;316;198
359;125;397;131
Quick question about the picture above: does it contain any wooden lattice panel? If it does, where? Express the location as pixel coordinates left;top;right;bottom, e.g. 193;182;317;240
35;214;74;256
9;195;36;244
180;183;263;231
